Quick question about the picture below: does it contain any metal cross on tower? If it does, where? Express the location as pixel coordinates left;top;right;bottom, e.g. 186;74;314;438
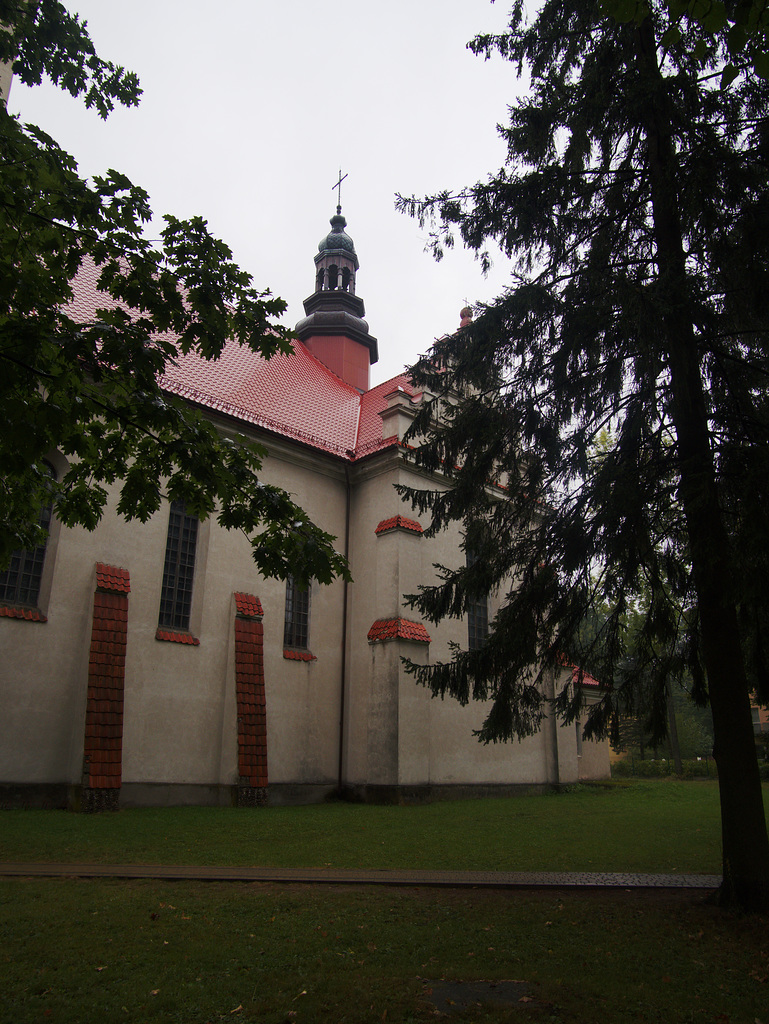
332;169;348;213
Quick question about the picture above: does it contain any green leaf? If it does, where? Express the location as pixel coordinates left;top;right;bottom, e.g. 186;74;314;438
720;62;739;87
612;0;641;23
754;47;769;77
661;24;683;46
701;0;728;33
727;22;749;54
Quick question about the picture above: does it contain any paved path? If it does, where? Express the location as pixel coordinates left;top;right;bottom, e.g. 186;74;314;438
0;863;721;889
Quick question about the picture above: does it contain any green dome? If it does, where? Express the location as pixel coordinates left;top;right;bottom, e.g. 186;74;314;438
318;211;357;255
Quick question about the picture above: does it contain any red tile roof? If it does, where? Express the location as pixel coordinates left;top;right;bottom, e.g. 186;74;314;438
559;655;601;689
355;374;421;457
367;618;431;644
375;515;423;536
572;665;601;689
67;260;422;462
234;592;264;619
96;562;131;594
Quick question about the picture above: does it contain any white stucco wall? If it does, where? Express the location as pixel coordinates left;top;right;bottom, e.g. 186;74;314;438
0;425;609;802
0;431;351;794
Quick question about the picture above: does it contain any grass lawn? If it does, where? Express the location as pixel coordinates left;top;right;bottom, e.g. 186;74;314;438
1;780;757;874
1;880;767;1023
2;781;769;1023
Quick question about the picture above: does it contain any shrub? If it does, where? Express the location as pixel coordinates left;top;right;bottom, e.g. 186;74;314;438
612;758;769;780
611;757;717;779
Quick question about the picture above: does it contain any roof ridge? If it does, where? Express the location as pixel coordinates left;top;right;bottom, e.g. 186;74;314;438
352;389;363;452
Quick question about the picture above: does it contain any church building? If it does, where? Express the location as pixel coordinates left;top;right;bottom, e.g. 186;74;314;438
0;207;609;809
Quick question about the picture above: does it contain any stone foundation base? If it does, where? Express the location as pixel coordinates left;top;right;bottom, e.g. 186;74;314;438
120;783;234;807
80;787;120;813
236;786;268;807
336;782;560;805
0;784;71;809
1;780;578;811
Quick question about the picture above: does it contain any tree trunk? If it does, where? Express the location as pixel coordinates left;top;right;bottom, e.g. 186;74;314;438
665;682;682;777
633;20;769;911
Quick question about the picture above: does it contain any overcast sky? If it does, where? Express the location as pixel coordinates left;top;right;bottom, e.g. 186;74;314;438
9;1;527;386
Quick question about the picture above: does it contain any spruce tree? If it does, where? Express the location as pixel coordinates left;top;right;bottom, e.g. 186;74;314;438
398;0;769;910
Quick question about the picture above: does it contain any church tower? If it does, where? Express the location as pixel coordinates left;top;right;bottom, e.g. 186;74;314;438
295;206;378;393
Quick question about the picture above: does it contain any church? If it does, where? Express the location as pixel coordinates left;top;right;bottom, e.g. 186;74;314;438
0;206;610;809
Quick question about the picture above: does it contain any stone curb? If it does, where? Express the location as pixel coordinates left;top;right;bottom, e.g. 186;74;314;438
0;863;721;889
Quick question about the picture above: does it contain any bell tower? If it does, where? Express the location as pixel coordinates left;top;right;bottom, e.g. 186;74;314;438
295;205;378;393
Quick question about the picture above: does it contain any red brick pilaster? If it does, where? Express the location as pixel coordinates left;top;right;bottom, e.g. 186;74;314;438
82;564;130;812
234;592;267;807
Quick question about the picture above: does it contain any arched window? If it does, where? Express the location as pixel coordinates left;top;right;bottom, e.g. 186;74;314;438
0;463;56;608
327;264;339;290
341;267;351;291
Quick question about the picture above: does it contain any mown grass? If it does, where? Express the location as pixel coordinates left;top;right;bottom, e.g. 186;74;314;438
3;780;757;874
1;879;767;1023
2;781;769;1023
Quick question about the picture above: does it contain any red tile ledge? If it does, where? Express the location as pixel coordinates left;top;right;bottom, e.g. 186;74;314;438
96;562;131;593
0;604;47;623
234;592;264;619
557;654;601;689
156;628;200;646
367;618;431;644
283;648;316;662
375;515;423;536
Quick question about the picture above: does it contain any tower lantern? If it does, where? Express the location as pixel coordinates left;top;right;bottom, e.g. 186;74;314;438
295;202;378;393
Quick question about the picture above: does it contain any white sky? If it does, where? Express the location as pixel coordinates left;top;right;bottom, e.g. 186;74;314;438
9;1;526;386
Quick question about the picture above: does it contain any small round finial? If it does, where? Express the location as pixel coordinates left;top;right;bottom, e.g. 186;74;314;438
460;306;473;327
